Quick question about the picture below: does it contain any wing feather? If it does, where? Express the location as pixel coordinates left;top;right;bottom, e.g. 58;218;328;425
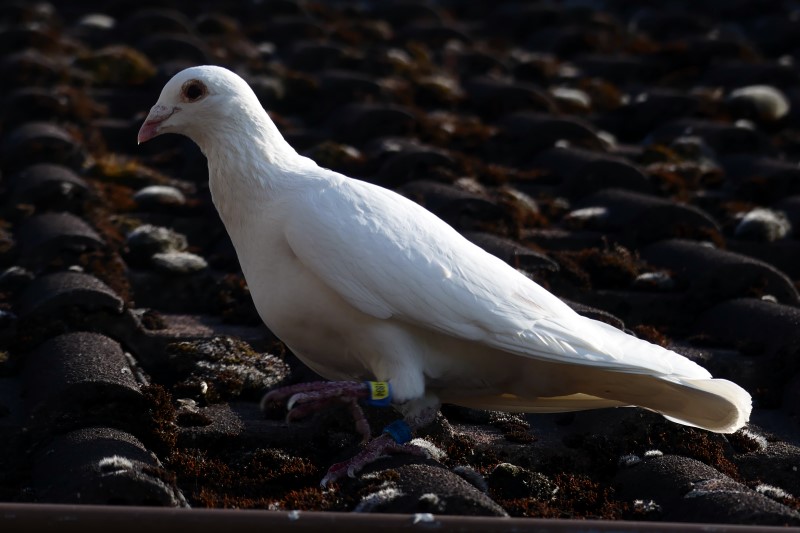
284;176;710;379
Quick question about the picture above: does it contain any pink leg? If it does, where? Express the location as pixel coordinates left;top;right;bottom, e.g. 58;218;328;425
320;401;441;487
261;381;372;442
261;381;369;407
320;433;431;487
262;381;442;487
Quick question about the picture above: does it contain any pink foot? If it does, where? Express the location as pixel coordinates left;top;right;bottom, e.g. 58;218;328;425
261;381;372;443
262;381;440;487
320;433;431;487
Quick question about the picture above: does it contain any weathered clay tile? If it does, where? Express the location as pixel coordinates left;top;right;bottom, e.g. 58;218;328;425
3;88;81;127
602;89;699;142
6;163;89;212
22;332;145;437
251;16;327;45
496;112;604;158
137;34;212;65
375;143;456;187
286;41;358;72
641;239;799;307
0;25;58;56
397;22;473;47
464;231;558;273
118;8;193;41
615;454;800;526
368;1;443;26
16;212;105;267
567;188;721;246
728;240;800;281
68;13;117;48
17;271;124;319
651;119;773;155
396;180;506;230
0;50;67;91
175;402;245;448
326;102;416;144
353;461;508;516
464;76;557;118
529;146;652;197
703;60;798;89
628;8;712;41
694;298;800;361
1;121;85;172
736;441;800;497
775;195;800;234
719;155;800;202
31;426;185;506
692;298;800;407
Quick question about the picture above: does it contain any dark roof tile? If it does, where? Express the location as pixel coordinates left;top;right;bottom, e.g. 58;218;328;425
7;164;89;212
694;298;800;406
175;402;245;448
136;34;212;65
602;90;699;142
694;298;800;358
118;8;192;40
720;155;800;202
496;112;604;158
250;16;326;45
775;195;800;234
464;231;558;273
397;21;473;47
0;50;66;92
22;332;145;437
703;61;799;90
530;146;652;198
727;240;800;280
2;88;76;127
18;271;124;319
286;41;358;72
369;1;444;26
736;441;800;498
16;212;104;267
569;188;720;246
464;76;557;118
674;477;800;526
31;426;185;506
641;239;799;306
1;121;85;172
376;145;456;188
327;103;416;144
355;461;507;516
615;454;800;525
396;180;507;230
651;119;773;156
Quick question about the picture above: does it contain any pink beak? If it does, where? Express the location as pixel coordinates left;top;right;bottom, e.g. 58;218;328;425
137;104;176;144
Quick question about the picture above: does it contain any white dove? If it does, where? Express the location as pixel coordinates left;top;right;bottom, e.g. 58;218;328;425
138;65;752;486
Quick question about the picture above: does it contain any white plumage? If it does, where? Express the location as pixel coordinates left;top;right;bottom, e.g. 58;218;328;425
139;65;751;442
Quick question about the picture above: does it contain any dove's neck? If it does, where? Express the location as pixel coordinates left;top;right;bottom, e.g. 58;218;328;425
201;104;314;228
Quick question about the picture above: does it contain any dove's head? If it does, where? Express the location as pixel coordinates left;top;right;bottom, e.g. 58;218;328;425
137;65;265;148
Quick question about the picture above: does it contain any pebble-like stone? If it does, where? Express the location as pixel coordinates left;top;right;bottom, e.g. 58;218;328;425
126;224;188;259
728;85;790;122
133;185;186;208
151;251;208;274
734;208;791;242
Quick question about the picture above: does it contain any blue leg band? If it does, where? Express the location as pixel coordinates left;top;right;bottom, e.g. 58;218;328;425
383;419;412;444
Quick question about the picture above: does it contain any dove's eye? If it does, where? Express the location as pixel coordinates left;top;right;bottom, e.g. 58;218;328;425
182;80;207;102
